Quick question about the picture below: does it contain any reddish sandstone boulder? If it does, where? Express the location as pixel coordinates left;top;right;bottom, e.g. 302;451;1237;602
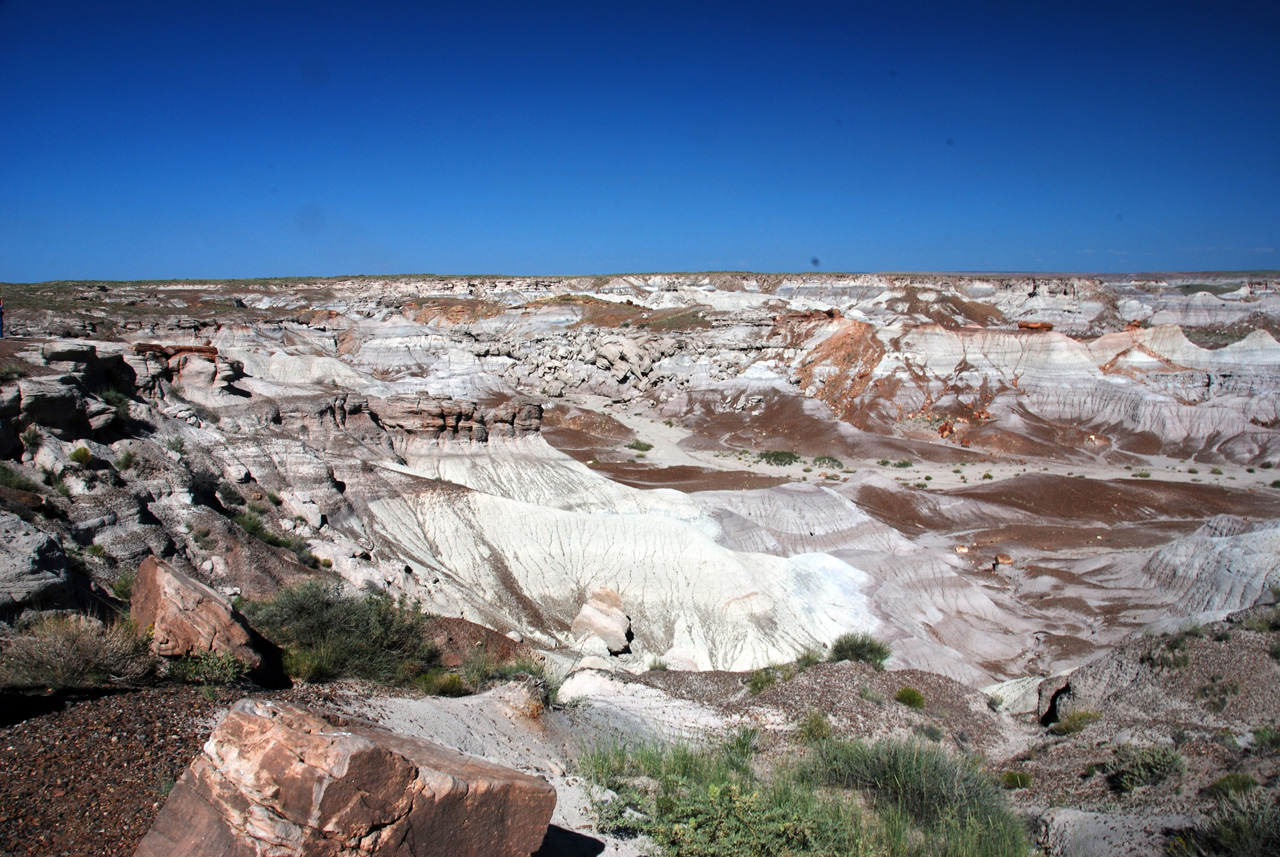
1017;321;1054;331
134;699;557;857
130;556;260;668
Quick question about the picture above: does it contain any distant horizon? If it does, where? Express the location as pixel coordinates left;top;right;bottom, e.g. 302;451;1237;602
3;3;1277;282
5;268;1280;288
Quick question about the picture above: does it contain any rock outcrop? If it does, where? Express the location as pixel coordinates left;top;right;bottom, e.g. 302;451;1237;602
570;588;632;655
134;698;557;857
130;556;260;668
0;511;74;618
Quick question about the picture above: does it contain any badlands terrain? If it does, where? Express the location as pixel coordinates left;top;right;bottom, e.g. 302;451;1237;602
2;270;1280;855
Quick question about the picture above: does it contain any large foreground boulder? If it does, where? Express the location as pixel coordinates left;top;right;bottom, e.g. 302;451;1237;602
130;556;261;668
134;699;557;857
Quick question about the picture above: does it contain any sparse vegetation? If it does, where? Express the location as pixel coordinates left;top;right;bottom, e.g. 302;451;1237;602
748;668;778;695
69;446;92;466
1049;709;1101;736
167;650;251;685
165;437;185;456
828;632;891;670
217;481;245;507
20;425;41;451
0;463;42;493
813;455;843;469
101;388;131;423
795;648;821;671
111;571;135;602
114;449;136;470
240;580;439;684
625;439;653;452
0;614;154;690
1167;792;1280;857
982;471;993;480
1104;744;1185;793
1000;771;1033;789
233;512;316;566
648;658;668;672
895;687;925;709
0;364;28;382
797;709;833;743
757;450;801;467
1205;772;1258;799
891;458;913;468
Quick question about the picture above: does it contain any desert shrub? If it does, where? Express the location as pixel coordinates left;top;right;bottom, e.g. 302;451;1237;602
982;471;994;480
240;580;439;684
987;693;1004;712
69;446;92;466
895;687;925;709
112;571;135;602
1244;608;1280;633
747;668;777;695
1135;471;1151;478
0;614;154;690
648;658;668;672
414;670;467;697
797;709;833;744
0;364;27;382
1253;727;1280;753
757;450;801;467
891;458;913;468
582;733;867;857
233;512;316;566
1141;633;1193;670
1205;773;1257;799
0;463;42;493
168;650;250;685
1271;479;1280;489
266;490;282;506
20;425;42;451
1211;467;1223;475
1049;709;1101;736
1104;744;1185;793
625;440;653;452
798;738;1027;856
100;389;131;423
795;648;821;671
114;450;136;471
813;455;843;469
828;632;891;670
1000;771;1033;789
217;481;245;507
859;685;884;704
1167;793;1280;857
165;437;185;455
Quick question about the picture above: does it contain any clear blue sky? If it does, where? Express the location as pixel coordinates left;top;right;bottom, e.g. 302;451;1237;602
2;1;1278;281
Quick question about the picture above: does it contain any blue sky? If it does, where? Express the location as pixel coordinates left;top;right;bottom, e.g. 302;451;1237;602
2;1;1278;281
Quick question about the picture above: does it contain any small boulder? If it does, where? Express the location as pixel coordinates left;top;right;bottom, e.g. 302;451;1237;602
570;587;632;655
130;556;260;669
134;698;557;857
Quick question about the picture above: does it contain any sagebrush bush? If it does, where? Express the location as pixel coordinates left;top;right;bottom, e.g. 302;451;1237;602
0;614;155;690
757;450;800;466
240;581;439;684
895;687;925;709
828;632;891;670
1105;744;1185;793
168;650;250;685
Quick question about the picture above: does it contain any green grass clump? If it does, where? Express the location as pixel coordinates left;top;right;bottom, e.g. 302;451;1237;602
582;731;869;857
1104;744;1185;793
648;658;668;672
1253;727;1280;753
233;512;316;566
168;650;251;685
747;668;778;695
0;364;28;382
1000;771;1033;789
895;687;925;709
20;425;42;451
797;709;833;744
828;632;891;670
0;463;42;493
165;437;185;455
1048;709;1101;736
625;439;653;452
111;571;135;602
891;458;913;468
240;580;439;685
1167;793;1280;857
114;450;136;471
69;446;92;466
813;455;843;469
413;670;467;697
797;738;1028;856
100;389;131;423
757;450;801;467
1205;772;1257;799
795;648;822;671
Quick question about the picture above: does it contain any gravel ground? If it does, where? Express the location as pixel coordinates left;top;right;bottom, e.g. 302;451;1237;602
0;684;354;857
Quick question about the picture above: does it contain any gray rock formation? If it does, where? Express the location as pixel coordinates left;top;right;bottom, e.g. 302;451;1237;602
0;511;73;618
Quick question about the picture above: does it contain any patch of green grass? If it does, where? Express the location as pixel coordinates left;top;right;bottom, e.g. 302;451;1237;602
233;512;316;566
413;670;467;697
165;437;185;455
891;458;913;468
813;455;843;469
795;648;821;671
100;389;131;423
797;709;833;744
240;580;439;685
20;425;42;451
69;446;92;466
1104;744;1185;793
1204;772;1257;799
797;738;1028;856
1000;771;1033;789
1166;793;1280;857
1048;709;1101;736
747;668;778;695
1253;727;1280;753
647;658;668;672
895;687;925;709
625;439;653;452
111;571;135;602
828;632;891;670
757;450;801;467
114;450;136;471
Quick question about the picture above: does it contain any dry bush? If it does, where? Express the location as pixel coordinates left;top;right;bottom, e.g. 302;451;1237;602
0;614;155;690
